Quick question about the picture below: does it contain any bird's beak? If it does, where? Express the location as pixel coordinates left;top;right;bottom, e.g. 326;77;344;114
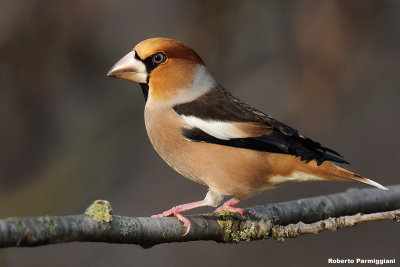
107;51;148;83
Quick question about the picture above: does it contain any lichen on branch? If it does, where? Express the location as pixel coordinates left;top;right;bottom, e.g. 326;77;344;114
84;200;113;223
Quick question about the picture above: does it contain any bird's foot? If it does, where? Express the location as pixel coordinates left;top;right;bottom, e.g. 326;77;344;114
151;206;182;218
214;198;247;215
152;207;191;236
151;200;210;236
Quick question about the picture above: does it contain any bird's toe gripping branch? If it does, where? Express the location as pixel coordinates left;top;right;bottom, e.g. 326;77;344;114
214;198;247;215
151;199;211;236
151;209;192;236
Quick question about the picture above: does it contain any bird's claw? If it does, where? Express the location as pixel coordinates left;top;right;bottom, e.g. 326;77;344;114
175;213;191;236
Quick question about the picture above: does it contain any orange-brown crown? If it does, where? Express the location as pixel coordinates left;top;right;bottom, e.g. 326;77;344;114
134;38;204;64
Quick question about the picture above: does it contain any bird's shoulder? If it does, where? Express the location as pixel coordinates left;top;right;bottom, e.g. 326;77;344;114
174;85;297;135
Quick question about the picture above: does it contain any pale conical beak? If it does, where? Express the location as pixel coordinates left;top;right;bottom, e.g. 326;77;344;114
107;51;148;83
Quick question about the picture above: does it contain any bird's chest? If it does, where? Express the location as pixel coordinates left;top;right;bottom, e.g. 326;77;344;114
144;106;202;182
144;108;179;155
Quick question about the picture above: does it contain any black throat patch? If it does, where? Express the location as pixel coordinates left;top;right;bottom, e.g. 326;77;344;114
134;51;151;102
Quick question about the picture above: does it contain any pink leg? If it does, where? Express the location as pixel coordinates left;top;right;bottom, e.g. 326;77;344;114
151;199;210;235
214;198;247;215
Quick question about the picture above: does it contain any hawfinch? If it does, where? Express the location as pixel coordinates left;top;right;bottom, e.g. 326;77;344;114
107;38;387;233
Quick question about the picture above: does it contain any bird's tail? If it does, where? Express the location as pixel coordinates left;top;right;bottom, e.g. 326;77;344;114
331;164;388;190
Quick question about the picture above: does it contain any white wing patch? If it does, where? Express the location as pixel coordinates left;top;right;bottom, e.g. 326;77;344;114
269;172;327;185
181;115;245;140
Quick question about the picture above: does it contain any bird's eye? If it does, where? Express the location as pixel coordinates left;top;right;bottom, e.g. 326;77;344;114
152;52;167;65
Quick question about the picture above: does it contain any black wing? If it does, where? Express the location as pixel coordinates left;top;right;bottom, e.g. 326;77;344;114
174;85;348;166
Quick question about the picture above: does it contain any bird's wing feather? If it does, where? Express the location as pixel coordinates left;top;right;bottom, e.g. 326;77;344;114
174;85;348;165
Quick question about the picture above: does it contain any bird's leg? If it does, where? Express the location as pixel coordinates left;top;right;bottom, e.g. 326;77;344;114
214;198;247;215
152;199;210;218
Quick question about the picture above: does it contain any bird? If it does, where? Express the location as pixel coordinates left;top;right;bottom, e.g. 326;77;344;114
107;37;387;234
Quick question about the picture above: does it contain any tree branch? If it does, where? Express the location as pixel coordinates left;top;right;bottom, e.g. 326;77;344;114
1;185;399;248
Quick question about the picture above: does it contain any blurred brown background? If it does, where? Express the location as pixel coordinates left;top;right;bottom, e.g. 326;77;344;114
1;0;399;266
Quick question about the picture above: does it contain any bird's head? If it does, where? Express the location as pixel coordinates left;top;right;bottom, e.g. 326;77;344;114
107;38;216;105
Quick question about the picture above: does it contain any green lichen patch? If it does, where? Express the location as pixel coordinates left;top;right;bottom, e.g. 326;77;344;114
15;219;25;229
38;216;58;235
84;200;113;223
217;217;234;242
215;210;236;217
216;212;272;243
